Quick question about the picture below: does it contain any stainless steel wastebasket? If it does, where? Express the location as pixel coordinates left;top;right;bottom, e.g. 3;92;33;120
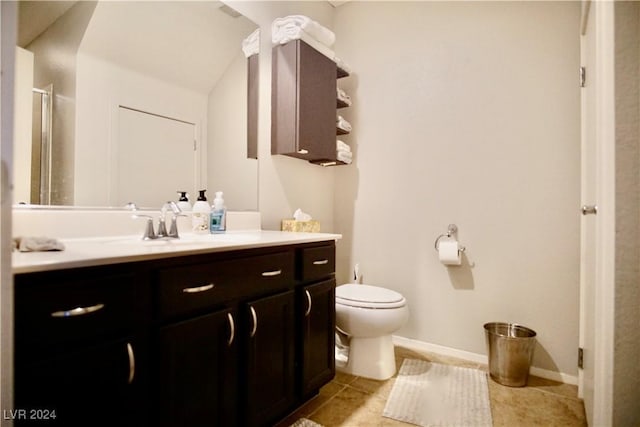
484;322;536;387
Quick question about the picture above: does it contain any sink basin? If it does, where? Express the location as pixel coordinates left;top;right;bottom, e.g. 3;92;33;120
101;232;261;246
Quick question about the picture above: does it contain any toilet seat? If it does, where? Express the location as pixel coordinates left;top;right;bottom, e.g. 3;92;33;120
336;284;406;309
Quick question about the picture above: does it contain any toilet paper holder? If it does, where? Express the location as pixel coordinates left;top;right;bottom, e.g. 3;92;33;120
434;224;466;252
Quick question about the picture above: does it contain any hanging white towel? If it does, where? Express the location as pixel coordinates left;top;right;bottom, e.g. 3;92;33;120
337;115;352;133
242;28;260;58
272;15;335;47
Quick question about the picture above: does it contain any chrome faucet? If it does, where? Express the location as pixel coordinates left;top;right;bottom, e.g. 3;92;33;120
130;201;184;240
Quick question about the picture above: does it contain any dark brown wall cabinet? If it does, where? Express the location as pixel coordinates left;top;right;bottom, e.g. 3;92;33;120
271;39;337;162
14;242;336;427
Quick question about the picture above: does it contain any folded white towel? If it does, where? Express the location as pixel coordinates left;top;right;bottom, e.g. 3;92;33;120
337;87;352;106
242;28;260;58
335;56;352;74
337;150;353;164
273;26;335;60
336;115;352;132
272;15;335;47
336;140;351;152
14;236;65;252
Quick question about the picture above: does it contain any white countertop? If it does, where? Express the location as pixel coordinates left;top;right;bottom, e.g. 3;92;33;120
13;231;342;274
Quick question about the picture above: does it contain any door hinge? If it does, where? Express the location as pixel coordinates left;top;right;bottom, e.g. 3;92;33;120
193;140;197;151
580;66;586;88
578;347;584;369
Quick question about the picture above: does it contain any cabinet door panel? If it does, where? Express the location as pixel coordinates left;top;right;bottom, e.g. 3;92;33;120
156;308;238;427
300;279;336;396
245;291;295;427
15;338;144;427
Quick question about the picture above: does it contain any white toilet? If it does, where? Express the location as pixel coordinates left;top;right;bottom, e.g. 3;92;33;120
335;283;409;380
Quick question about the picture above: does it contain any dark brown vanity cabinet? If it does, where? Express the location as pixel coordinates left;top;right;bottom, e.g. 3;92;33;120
13;241;336;427
296;244;336;398
13;265;150;427
271;39;337;161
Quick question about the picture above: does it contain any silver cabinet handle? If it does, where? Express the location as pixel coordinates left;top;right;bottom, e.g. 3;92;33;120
249;306;257;338
581;205;598;215
182;283;215;293
227;312;235;346
261;269;282;277
51;303;104;318
313;259;329;265
126;342;135;384
304;290;312;317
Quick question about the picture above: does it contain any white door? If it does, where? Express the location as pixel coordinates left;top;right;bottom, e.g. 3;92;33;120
115;106;197;208
579;1;616;424
578;1;596;423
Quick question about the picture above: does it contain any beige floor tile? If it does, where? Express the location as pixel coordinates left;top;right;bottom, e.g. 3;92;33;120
488;379;587;426
275;345;586;427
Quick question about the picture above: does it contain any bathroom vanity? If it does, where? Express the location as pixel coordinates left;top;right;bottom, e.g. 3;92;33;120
13;232;338;427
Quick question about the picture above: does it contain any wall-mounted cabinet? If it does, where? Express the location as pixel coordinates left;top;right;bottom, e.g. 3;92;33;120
272;39;344;164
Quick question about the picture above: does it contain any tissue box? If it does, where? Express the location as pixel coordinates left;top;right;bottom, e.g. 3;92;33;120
281;219;320;233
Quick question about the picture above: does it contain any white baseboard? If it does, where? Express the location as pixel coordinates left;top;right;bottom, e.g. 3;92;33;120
392;335;578;386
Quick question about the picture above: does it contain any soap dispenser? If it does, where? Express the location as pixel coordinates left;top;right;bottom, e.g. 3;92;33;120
176;191;192;212
210;191;226;234
191;190;211;233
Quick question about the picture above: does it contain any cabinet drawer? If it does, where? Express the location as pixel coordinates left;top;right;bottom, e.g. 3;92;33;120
299;245;335;282
156;251;294;320
15;273;136;353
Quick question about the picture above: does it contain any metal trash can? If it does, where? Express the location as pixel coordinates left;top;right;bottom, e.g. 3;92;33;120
484;322;536;387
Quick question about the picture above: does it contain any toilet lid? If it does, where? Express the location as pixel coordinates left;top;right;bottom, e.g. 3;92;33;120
336;284;406;309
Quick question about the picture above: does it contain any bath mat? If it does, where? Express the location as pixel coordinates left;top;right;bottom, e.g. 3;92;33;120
288;418;323;427
383;359;493;427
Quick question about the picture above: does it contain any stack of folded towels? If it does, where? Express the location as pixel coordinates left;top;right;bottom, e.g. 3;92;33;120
336;140;352;164
272;15;335;59
242;28;260;58
337;87;352;106
336;115;352;133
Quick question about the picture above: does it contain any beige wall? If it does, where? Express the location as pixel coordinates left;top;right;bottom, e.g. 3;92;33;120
332;1;581;376
613;2;640;424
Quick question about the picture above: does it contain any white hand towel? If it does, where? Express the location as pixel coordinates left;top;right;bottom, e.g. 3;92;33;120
272;15;335;47
337;150;353;164
336;140;351;152
337;88;352;106
334;56;352;74
337;115;352;132
272;26;335;60
242;28;260;58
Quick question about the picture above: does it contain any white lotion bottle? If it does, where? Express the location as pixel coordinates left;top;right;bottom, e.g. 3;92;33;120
210;191;226;234
191;189;211;233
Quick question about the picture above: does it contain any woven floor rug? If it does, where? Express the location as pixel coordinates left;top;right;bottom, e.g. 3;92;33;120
288;418;323;427
383;359;493;427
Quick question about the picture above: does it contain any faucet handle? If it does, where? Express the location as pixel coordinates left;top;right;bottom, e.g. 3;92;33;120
132;214;157;240
168;214;188;238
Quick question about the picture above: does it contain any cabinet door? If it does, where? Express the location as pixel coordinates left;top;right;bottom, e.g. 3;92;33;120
14;338;145;427
271;40;336;161
156;308;238;427
300;279;336;397
245;290;295;427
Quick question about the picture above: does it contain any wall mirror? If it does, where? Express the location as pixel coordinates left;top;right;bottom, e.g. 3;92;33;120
14;0;259;210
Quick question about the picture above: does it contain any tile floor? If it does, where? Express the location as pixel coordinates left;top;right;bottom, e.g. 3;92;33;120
276;346;587;427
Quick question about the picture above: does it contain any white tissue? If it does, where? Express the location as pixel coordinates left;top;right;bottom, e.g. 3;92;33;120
293;208;312;221
438;240;461;266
